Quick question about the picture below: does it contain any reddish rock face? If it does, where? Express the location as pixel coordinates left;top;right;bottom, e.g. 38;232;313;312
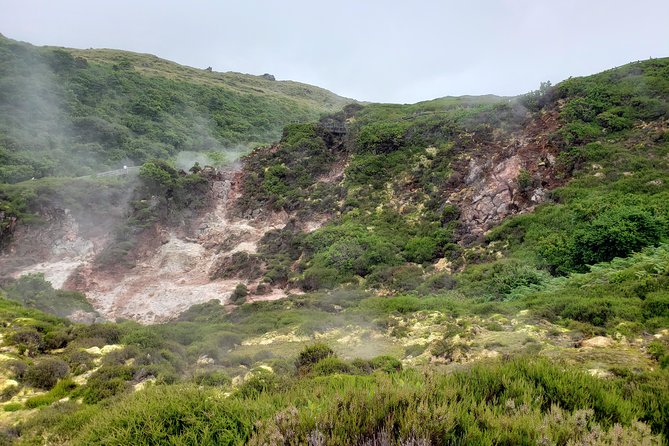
446;110;563;241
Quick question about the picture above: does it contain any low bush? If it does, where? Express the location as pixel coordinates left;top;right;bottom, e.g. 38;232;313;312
230;284;248;305
10;329;44;356
311;357;352;376
24;358;69;390
295;343;335;375
74;324;121;345
236;371;282;398
352;356;402;374
76;365;134;404
3;403;21;412
62;348;96;375
192;370;231;387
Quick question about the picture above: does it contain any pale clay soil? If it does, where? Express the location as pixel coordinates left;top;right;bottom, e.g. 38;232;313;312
7;168;319;323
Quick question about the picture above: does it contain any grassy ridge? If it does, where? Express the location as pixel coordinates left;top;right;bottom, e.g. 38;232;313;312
0;35;349;182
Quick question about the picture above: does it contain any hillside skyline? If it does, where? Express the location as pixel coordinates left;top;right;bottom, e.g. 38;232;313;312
2;0;669;103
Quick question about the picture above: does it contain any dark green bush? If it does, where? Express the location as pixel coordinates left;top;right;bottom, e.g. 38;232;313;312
404;237;438;263
648;340;668;364
417;271;457;294
62;348;96;375
311;357;352;376
121;329;164;349
356;122;409;154
236;371;281;398
74;324;121;344
516;169;534;196
43;329;73;350
643;292;669;318
299;266;338;291
353;356;403;374
25;358;69;390
11;329;45;355
230;284;248;305
192;370;231;387
295;343;335;374
210;252;263;280
77;365;134;404
369;356;402;373
569;208;665;271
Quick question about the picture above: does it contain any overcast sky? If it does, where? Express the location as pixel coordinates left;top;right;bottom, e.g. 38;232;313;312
1;0;668;103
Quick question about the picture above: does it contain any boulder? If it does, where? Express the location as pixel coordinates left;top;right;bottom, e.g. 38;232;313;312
580;336;614;348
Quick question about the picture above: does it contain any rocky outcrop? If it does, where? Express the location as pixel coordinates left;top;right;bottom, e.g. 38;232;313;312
66;168;295;323
447;110;562;241
580;336;615;349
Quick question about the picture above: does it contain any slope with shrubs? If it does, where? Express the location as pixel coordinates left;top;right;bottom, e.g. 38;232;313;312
0;55;668;444
232;58;669;294
0;34;350;183
0;246;668;443
8;352;669;445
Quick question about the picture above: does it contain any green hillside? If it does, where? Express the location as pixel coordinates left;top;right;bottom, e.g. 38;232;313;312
236;58;669;292
0;47;668;445
0;34;350;182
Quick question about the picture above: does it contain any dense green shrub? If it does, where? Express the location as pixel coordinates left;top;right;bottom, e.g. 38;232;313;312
25;358;69;390
62;348;96;375
230;284;248;305
355;122;409;153
352;356;403;374
210;252;264;280
236;371;282;398
43;328;74;350
568;208;665;271
192;370;231;387
459;261;550;300
11;329;45;355
416;271;457;294
299;266;338;291
367;264;424;292
77;365;135;404
404;237;438;263
643;292;669;319
75;386;254;444
295;343;335;374
311;357;352;376
120;328;164;349
516;169;534;196
73;323;121;345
